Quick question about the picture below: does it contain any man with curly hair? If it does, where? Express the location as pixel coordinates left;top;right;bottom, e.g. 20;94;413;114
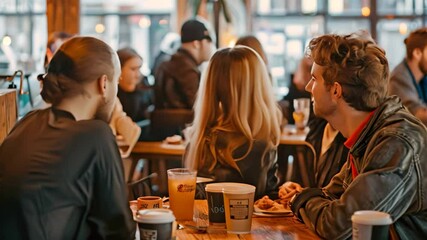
289;33;427;239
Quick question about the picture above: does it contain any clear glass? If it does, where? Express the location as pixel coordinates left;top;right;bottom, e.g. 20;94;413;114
293;98;310;132
167;168;197;221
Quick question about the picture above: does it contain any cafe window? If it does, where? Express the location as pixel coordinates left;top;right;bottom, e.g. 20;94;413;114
0;0;46;73
253;0;427;99
0;0;46;116
80;0;174;77
377;0;424;15
377;19;423;69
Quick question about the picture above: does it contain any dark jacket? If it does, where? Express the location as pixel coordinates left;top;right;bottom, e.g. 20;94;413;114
154;48;200;109
306;117;348;188
117;86;153;123
389;60;427;123
0;108;135;240
187;132;279;200
291;96;427;240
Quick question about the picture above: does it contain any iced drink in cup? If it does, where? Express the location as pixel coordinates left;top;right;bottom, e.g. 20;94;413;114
167;168;197;221
293;98;310;132
222;183;256;234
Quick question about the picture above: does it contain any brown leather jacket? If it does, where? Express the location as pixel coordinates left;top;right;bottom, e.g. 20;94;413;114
291;96;427;240
154;48;200;109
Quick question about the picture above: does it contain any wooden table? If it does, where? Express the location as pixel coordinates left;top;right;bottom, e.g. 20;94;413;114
130;126;309;192
132;141;185;158
131;125;308;158
280;124;308;145
175;200;320;240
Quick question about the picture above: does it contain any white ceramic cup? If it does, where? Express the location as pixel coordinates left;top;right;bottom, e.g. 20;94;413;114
351;210;393;240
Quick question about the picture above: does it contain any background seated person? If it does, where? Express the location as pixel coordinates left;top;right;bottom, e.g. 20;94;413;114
0;37;135;239
282;57;314;125
388;27;427;125
116;47;153;140
184;46;282;200
154;18;213;109
235;35;271;81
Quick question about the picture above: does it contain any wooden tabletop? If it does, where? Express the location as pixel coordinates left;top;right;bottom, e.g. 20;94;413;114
175;200;320;240
132;141;185;158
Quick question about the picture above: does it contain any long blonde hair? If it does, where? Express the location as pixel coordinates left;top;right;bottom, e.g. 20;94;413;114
185;46;282;172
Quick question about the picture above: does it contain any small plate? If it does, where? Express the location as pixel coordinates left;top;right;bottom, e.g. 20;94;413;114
196;177;214;183
253;212;292;217
254;205;292;214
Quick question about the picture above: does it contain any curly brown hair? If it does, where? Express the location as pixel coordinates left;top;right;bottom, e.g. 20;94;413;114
307;33;389;111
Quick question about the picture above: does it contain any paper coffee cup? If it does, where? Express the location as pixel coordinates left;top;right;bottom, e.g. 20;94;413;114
352;210;393;240
135;209;176;240
205;183;226;224
222;183;256;234
137;196;163;210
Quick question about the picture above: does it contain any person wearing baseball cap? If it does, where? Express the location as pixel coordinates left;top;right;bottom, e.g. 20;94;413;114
154;18;214;110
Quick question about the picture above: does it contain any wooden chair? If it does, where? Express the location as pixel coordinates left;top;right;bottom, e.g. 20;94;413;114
127;172;158;201
116;116;141;159
278;141;316;187
149;109;193;141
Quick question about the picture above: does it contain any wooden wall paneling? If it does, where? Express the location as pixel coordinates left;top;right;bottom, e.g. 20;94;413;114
46;0;80;36
0;89;17;144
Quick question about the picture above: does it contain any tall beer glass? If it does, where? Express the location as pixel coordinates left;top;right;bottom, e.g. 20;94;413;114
167;168;197;220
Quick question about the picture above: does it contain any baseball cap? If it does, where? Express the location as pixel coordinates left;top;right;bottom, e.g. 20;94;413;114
181;19;212;43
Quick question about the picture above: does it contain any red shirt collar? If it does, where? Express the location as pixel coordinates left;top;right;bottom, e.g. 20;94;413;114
344;110;376;149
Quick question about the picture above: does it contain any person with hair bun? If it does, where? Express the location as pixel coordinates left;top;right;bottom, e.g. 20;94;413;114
184;46;282;199
0;37;135;239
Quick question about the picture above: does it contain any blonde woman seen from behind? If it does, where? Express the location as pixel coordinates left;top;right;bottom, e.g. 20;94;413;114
184;46;282;199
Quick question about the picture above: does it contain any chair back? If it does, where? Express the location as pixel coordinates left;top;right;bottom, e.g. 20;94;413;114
149;109;193;141
116;116;141;158
127;172;157;201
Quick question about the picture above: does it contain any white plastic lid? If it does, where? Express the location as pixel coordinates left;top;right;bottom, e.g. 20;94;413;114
351;210;393;225
205;182;256;194
205;182;225;192
135;209;175;224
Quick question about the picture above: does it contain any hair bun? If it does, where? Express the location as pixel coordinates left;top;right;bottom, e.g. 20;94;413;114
37;74;46;82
